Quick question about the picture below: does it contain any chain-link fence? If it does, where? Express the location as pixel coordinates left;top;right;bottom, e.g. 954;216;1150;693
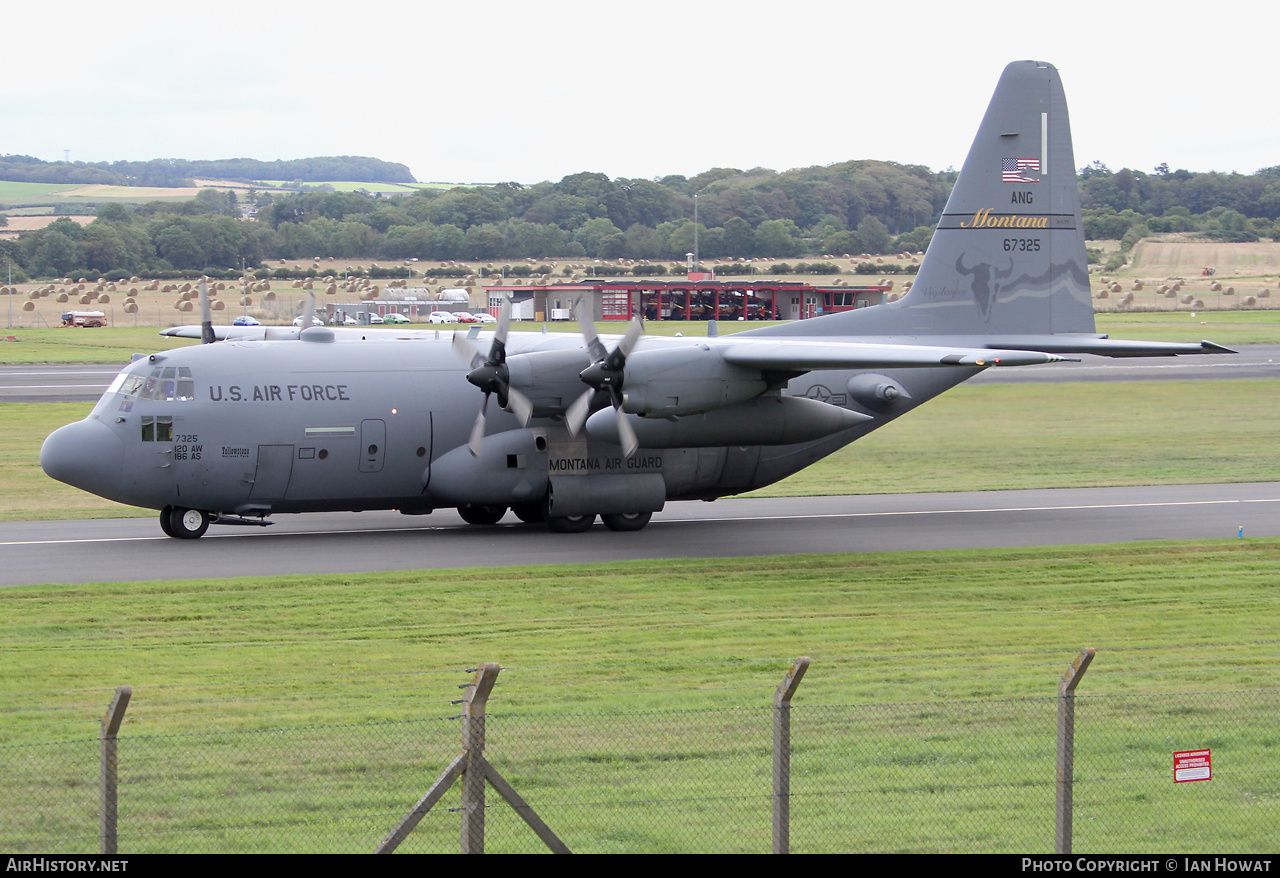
4;672;1277;853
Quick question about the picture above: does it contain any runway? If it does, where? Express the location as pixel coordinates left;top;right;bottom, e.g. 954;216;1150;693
2;344;1278;403
3;482;1277;587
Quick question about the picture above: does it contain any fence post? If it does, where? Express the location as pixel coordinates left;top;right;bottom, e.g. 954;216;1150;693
460;663;500;854
773;657;809;854
100;686;132;855
1055;648;1095;855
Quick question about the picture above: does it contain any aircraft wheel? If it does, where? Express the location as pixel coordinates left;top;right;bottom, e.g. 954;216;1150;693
547;513;595;533
600;511;652;532
458;504;507;526
166;507;210;539
511;502;547;524
159;506;176;538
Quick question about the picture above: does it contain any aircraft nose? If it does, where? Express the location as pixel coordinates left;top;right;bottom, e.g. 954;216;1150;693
41;418;125;499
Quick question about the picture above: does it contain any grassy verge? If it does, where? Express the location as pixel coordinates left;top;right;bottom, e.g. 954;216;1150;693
3;541;1277;738
2;542;1277;852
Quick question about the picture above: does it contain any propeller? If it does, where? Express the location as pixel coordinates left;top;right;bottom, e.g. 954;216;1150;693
564;296;644;457
453;298;533;457
198;279;214;344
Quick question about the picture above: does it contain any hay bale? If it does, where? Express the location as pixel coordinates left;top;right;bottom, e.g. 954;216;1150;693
1243;296;1257;306
99;295;110;304
79;295;92;305
1259;289;1271;298
241;296;253;307
1224;287;1234;295
23;301;34;311
212;300;225;310
1180;294;1194;304
1096;290;1109;299
1210;281;1221;291
265;291;276;301
123;302;137;314
1165;290;1177;298
1131;281;1143;291
57;293;69;303
1191;299;1204;309
1109;283;1122;293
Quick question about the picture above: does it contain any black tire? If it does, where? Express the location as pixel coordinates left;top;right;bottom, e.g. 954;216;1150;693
458;505;507;525
511;502;547;524
547;513;595;533
159;506;176;538
600;511;652;532
166;507;210;539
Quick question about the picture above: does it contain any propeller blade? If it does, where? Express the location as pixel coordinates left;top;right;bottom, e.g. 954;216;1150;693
468;395;490;458
564;388;594;437
505;386;534;426
616;316;644;360
576;295;608;362
199;279;214;344
495;294;512;346
452;331;484;369
614;406;639;458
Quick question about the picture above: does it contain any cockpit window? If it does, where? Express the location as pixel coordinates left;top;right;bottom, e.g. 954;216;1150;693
140;416;173;442
107;366;197;413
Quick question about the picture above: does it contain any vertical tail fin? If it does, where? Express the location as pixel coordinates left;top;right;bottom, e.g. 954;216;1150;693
748;60;1094;340
900;59;1093;336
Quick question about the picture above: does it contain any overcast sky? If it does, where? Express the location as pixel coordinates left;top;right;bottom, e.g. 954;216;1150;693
5;1;1275;186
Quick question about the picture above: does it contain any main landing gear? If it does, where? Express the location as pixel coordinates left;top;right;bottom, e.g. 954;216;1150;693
160;505;210;539
454;504;653;532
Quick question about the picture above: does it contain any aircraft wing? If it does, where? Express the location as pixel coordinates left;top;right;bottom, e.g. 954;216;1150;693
719;339;1076;371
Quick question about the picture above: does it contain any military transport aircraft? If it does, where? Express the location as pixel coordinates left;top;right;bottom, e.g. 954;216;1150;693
41;61;1230;538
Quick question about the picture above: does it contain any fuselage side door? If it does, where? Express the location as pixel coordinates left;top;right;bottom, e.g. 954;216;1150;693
249;445;295;501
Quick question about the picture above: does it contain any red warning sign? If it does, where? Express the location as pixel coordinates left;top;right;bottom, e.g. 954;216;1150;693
1174;749;1212;782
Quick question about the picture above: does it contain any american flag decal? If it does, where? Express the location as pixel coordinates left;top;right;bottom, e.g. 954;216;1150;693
1003;158;1040;183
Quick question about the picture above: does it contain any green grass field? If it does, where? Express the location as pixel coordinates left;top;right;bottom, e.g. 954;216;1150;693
2;542;1277;852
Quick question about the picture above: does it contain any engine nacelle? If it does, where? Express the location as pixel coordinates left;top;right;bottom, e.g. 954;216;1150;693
620;345;766;417
426;428;547;506
506;348;594;418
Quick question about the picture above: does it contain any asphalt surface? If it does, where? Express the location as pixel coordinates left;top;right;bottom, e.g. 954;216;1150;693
2;344;1279;403
3;483;1277;587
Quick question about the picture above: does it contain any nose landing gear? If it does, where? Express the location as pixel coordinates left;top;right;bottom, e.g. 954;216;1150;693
160;505;210;539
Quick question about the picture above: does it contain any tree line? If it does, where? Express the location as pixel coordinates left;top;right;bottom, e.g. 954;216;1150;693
4;158;1280;281
0;154;413;187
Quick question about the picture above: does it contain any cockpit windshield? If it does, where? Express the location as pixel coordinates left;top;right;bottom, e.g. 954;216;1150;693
94;365;196;416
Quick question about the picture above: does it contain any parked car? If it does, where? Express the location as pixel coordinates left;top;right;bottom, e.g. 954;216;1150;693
293;315;324;327
367;313;384;324
427;311;458;324
382;313;411;324
233;315;260;326
454;312;478;323
472;312;497;324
